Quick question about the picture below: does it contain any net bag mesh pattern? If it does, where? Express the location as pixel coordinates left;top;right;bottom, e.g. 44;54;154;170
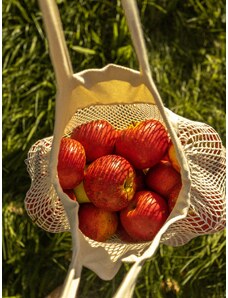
25;103;226;261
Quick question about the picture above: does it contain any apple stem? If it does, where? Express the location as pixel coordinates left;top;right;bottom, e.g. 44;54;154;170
128;121;140;128
124;178;133;194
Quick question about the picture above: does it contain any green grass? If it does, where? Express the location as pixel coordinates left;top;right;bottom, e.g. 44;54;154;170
2;0;226;297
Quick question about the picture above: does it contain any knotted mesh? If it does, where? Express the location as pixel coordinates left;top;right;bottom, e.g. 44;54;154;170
25;103;226;261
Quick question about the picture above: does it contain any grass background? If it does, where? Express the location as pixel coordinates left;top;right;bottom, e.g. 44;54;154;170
2;0;226;297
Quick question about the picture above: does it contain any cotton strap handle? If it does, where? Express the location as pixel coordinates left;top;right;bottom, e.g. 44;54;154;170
38;0;175;139
121;0;151;75
39;0;152;88
38;0;169;131
121;0;181;145
38;0;74;87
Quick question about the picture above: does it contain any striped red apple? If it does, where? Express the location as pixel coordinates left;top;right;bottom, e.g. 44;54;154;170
115;119;170;169
57;137;86;189
145;160;182;198
83;154;137;212
120;190;169;242
71;119;118;162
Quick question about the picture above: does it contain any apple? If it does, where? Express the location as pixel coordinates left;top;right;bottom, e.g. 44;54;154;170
167;182;182;212
185;190;225;233
146;160;182;198
25;195;62;226
63;189;77;201
39;199;63;224
83;154;136;211
78;203;118;242
25;192;52;220
135;169;146;191
186;209;225;233
71;119;118;162
168;143;181;172
57;137;86;189
115;119;170;169
116;222;136;243
74;181;90;203
25;197;38;218
161;153;170;162
120;190;169;242
185;209;212;233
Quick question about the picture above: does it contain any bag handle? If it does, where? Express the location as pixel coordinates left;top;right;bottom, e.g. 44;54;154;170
120;0;171;132
120;0;151;76
38;0;74;87
39;0;154;89
38;0;169;135
38;0;173;135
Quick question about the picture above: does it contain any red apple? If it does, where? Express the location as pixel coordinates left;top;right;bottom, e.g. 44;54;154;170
25;197;39;218
71;119;118;162
167;182;182;212
63;189;77;201
135;169;146;191
120;190;169;242
146;160;182;198
185;210;212;233
57;138;86;189
84;155;136;211
25;195;63;226
185;191;225;233
78;203;118;242
161;154;170;162
186;208;225;233
115;119;170;169
117;222;136;243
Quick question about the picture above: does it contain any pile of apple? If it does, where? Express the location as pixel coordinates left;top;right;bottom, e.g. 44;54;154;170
57;119;182;243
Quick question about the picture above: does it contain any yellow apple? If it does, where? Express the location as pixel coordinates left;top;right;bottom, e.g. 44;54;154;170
168;143;181;172
74;181;90;203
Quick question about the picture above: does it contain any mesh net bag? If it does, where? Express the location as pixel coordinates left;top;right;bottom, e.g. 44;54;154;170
24;1;226;297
